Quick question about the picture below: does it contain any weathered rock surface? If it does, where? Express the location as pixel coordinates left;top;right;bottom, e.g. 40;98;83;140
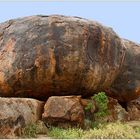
0;97;44;138
42;96;84;127
81;98;97;122
0;15;139;102
107;97;130;122
0;15;125;100
108;39;140;101
80;98;97;113
127;98;140;120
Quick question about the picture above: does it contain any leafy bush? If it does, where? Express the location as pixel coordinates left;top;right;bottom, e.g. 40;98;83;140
84;102;93;111
84;92;109;128
92;92;109;118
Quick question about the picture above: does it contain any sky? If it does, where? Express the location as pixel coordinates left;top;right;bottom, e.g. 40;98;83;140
0;2;140;43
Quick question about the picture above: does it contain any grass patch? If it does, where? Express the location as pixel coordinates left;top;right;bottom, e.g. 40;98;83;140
22;121;48;138
48;122;140;139
22;123;38;138
21;120;140;139
48;127;84;139
83;122;140;139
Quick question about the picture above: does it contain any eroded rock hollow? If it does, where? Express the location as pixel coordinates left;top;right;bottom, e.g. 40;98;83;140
0;15;139;102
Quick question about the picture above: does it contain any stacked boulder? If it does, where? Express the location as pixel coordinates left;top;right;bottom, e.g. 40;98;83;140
1;15;139;102
0;98;44;138
0;15;140;138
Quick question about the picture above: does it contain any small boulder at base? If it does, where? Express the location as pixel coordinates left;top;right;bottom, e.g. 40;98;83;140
42;96;84;128
107;97;130;122
127;98;140;121
0;97;44;138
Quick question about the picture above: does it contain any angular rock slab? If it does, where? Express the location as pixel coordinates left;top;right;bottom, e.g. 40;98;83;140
0;97;44;138
42;96;84;127
0;15;124;100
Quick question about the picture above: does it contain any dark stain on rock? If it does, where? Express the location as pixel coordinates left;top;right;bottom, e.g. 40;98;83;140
30;66;37;81
54;47;63;75
0;115;25;129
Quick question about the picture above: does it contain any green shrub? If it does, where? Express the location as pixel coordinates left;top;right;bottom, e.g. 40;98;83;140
84;92;109;128
91;121;102;129
92;92;109;118
84;102;93;111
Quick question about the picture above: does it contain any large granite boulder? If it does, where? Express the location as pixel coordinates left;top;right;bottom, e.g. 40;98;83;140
0;15;125;100
0;15;139;102
0;97;44;138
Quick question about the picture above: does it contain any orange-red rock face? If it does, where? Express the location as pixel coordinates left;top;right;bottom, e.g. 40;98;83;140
108;39;140;102
42;96;84;127
0;15;139;102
